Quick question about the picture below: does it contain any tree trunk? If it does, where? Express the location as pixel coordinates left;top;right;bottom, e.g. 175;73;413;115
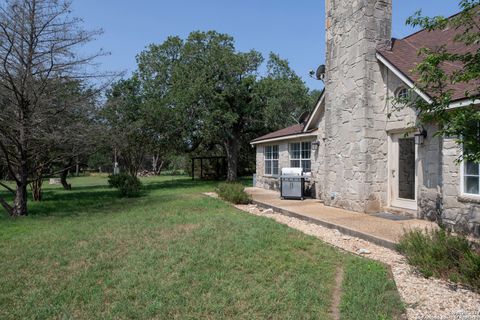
13;180;28;216
225;138;239;182
60;168;71;190
154;159;164;176
152;154;159;174
31;178;43;201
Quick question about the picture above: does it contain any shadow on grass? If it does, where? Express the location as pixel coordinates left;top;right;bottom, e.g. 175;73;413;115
0;175;250;220
141;178;217;192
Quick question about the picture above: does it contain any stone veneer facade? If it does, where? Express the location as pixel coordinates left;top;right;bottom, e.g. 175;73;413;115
321;0;392;213
253;0;480;236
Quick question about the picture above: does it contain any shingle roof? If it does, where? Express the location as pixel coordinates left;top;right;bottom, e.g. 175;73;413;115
254;12;479;145
378;16;480;102
251;123;317;143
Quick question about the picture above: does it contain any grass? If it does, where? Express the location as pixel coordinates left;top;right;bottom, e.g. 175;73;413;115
0;175;404;319
341;259;404;320
397;228;480;291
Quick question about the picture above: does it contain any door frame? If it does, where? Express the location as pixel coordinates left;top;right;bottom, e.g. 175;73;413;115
388;131;418;211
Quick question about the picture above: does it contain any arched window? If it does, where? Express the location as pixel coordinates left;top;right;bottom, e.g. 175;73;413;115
396;87;409;100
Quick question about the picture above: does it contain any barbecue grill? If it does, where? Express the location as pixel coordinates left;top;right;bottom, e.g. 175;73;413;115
280;168;310;200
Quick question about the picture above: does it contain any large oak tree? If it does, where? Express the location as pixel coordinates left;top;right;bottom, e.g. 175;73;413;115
137;31;314;181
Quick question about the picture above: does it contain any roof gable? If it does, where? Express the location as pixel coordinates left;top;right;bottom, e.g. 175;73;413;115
250;91;324;145
377;15;480;102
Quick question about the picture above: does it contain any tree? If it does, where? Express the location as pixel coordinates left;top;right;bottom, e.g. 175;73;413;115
173;32;264;181
103;77;149;178
254;53;313;132
404;0;480;162
0;0;106;216
137;31;314;181
103;74;179;178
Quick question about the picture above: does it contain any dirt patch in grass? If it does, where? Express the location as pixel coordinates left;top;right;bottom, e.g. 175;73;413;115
330;266;344;320
152;223;201;240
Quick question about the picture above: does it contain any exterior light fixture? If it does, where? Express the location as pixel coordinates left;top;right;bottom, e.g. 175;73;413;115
414;129;427;145
312;141;321;151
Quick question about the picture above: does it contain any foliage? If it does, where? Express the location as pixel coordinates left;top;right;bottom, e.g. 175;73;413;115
0;0;107;216
108;173;142;197
103;72;181;178
397;228;480;290
103;77;150;177
403;0;480;162
254;53;313;131
136;31;315;181
216;182;251;204
0;175;404;319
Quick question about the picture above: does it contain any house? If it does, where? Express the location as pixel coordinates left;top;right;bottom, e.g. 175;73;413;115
251;0;480;236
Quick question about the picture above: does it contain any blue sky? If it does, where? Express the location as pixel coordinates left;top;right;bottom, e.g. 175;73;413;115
72;1;461;91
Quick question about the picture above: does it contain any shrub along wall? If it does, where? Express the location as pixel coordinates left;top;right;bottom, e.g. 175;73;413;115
397;228;480;291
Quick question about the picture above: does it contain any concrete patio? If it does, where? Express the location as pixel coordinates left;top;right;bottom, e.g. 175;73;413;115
245;187;437;249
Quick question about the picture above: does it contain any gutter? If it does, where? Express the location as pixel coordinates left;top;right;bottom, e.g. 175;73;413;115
250;131;318;145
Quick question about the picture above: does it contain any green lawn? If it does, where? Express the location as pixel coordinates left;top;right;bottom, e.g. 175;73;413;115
0;175;404;319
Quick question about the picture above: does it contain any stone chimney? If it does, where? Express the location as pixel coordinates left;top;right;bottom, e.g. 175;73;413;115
322;0;392;212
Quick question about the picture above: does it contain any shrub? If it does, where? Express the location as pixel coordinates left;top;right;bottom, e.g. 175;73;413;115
108;173;142;197
397;228;480;291
217;182;251;204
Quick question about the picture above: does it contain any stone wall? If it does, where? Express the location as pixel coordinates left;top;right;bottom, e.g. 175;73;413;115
440;138;480;236
322;0;392;213
255;137;317;194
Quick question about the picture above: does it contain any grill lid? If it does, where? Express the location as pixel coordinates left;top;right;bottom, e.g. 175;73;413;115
281;167;303;176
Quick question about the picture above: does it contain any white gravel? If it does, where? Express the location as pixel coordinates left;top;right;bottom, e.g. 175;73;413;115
234;202;480;320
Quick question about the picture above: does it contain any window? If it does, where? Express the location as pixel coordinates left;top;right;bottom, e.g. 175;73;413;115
463;160;479;195
264;145;279;175
396;87;409;100
462;121;480;195
290;142;311;172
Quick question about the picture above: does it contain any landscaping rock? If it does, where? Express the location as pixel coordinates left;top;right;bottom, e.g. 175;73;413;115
262;208;274;214
357;248;371;255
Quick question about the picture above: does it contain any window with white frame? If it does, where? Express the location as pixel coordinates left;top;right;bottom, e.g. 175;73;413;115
264;145;279;175
290;142;311;172
462;121;480;196
463;160;479;195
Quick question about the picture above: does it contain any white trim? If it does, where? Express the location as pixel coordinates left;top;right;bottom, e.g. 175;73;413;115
449;98;480;109
460;158;480;198
288;141;312;172
250;132;318;145
303;92;325;132
388;132;418;211
263;145;279;176
377;52;480;110
376;52;433;104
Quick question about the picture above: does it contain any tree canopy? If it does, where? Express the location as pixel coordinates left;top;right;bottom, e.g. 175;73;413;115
129;30;315;181
405;0;480;162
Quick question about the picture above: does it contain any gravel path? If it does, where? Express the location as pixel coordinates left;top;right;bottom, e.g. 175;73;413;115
231;202;480;320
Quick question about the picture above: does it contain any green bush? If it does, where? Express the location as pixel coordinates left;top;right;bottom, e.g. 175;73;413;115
108;173;142;197
397;228;480;291
217;182;251;204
